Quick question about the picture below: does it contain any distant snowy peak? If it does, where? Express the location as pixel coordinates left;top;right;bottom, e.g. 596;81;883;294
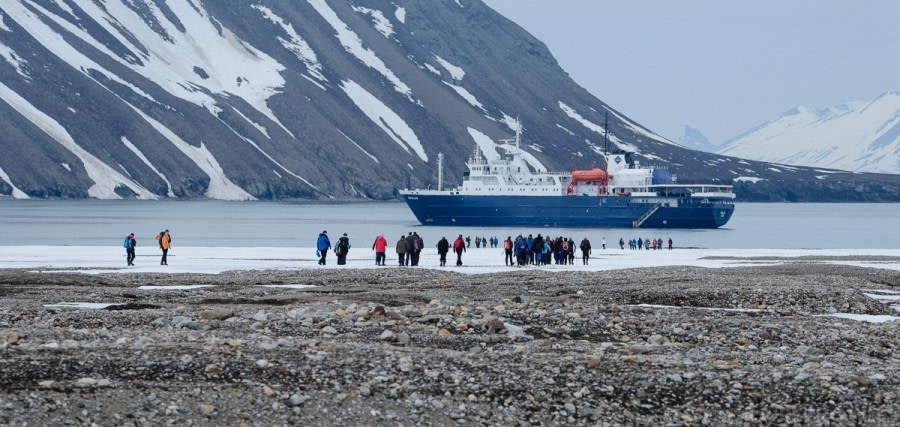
677;126;717;152
719;91;900;174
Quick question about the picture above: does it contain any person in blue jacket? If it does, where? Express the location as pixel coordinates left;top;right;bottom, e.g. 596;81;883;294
317;230;331;265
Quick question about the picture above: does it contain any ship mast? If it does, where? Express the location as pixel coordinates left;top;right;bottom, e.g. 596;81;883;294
437;152;444;191
604;111;609;155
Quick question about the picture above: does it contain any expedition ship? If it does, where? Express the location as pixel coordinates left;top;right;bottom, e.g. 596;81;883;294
400;129;735;228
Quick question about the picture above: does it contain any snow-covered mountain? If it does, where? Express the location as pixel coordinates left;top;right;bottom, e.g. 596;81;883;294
719;92;900;174
0;0;898;201
677;126;718;152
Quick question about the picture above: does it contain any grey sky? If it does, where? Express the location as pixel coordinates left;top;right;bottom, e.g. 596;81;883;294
481;0;900;144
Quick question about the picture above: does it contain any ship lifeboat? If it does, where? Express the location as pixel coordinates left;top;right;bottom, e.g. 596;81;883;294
571;169;608;182
566;168;610;196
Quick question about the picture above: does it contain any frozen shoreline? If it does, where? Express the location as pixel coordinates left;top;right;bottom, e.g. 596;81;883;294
1;246;899;275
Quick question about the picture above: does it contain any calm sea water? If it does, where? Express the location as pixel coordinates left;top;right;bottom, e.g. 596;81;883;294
0;200;897;249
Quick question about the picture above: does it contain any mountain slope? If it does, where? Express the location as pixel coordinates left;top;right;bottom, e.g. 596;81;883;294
0;0;898;202
719;92;900;174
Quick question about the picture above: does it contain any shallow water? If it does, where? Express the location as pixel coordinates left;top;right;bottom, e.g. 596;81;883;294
0;200;897;249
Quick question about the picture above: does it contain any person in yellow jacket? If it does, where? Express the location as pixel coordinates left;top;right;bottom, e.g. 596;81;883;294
156;229;172;265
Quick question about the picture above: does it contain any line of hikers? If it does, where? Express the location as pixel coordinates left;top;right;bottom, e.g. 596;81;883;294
122;229;675;268
619;237;673;250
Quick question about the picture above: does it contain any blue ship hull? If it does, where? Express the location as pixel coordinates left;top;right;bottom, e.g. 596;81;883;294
402;194;734;228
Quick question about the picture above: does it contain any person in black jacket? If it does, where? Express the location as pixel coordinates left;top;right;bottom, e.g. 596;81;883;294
336;233;350;265
436;236;450;267
580;237;592;265
532;234;544;265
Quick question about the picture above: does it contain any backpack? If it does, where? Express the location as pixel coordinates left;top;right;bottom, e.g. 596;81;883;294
124;236;132;249
157;231;165;248
562;242;569;251
504;240;512;250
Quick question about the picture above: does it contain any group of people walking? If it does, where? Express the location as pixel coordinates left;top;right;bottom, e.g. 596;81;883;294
121;228;676;268
620;236;673;250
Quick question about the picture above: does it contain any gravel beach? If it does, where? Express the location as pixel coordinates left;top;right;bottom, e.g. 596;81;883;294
0;260;898;425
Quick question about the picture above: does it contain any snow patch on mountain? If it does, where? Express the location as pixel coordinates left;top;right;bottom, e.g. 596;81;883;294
308;0;413;102
605;107;677;146
434;55;465;80
467;127;500;159
719;92;900;173
0;42;28;79
338;130;380;164
3;1;157;102
9;0;291;134
0;11;9;31
352;6;394;38
558;102;639;153
254;5;327;83
216;115;317;190
124;103;254;200
445;82;485;112
556;124;575;136
0;165;28;199
340;80;426;162
734;177;764;183
120;137;174;197
499;144;547;172
0;82;156;200
229;107;271;139
424;63;441;76
500;113;520;134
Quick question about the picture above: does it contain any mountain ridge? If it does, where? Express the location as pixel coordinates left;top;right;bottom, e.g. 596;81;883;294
719;91;900;174
1;0;898;202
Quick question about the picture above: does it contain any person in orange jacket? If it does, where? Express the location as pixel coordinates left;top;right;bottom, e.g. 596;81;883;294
372;235;388;266
156;229;171;265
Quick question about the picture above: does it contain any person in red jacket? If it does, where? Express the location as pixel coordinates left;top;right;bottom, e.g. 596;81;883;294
372;235;388;266
453;234;466;266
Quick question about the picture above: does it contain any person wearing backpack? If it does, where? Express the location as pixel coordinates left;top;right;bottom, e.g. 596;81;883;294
436;236;450;267
411;232;424;266
336;233;350;265
316;230;331;265
580;237;591;265
453;234;466;266
503;236;513;266
155;230;171;265
123;233;136;266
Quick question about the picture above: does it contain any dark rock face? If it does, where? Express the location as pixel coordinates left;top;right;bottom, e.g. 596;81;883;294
0;1;897;201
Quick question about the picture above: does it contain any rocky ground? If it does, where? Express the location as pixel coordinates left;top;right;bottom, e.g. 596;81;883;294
0;261;898;426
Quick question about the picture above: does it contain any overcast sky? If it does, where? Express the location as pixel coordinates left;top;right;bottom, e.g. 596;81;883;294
481;0;900;144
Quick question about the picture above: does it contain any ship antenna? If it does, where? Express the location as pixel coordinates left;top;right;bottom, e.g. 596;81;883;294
604;111;609;156
437;152;444;191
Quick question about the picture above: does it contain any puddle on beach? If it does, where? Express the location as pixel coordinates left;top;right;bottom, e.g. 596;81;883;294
44;302;119;309
629;304;763;313
258;284;317;289
828;313;899;323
